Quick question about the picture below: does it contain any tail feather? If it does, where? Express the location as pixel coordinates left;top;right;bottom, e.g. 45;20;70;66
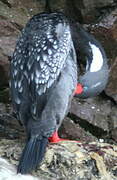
17;136;48;174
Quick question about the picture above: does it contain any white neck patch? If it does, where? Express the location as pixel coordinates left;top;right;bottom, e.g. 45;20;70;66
89;42;103;72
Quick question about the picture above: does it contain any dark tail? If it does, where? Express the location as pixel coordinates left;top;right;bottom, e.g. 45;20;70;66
17;136;48;174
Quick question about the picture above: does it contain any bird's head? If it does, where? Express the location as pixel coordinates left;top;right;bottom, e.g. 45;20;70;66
75;68;109;99
74;38;109;99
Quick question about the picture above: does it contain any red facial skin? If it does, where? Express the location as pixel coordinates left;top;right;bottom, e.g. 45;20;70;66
74;83;83;95
48;83;83;143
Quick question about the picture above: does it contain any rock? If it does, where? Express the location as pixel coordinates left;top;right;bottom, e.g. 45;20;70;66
81;0;116;23
109;106;117;142
0;18;19;88
82;0;115;8
97;8;117;31
0;103;7;114
0;53;9;88
106;57;117;102
0;0;44;27
49;0;116;23
0;139;116;180
0;18;19;55
70;97;111;132
69;95;117;143
59;117;97;142
49;0;66;11
0;103;116;180
0;88;10;103
0;103;25;140
111;127;117;142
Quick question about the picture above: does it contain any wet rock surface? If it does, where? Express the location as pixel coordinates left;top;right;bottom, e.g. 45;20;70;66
0;137;117;180
0;103;117;179
0;0;117;179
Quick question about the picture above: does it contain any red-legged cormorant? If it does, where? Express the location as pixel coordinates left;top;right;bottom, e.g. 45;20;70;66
10;12;78;174
10;12;108;174
71;22;109;98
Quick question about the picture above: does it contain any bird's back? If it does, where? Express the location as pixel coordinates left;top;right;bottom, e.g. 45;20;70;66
10;12;77;174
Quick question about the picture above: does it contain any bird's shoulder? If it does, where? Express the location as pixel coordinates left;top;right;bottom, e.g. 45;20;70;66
11;12;74;96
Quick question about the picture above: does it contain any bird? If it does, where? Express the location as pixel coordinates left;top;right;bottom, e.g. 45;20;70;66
10;11;109;174
10;12;78;174
71;22;109;98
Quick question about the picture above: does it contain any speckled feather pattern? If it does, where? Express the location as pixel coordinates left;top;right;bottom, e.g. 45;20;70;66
10;13;72;98
10;13;77;173
10;12;77;137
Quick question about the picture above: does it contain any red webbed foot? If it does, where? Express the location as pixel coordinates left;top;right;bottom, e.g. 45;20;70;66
48;131;80;143
48;84;83;144
48;131;66;143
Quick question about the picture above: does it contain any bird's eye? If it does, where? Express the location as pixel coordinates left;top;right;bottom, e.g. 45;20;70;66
83;86;89;91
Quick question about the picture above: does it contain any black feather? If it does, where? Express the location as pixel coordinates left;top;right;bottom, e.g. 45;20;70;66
17;136;48;174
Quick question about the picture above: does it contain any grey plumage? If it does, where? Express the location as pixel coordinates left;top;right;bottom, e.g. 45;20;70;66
10;12;109;174
70;22;109;98
10;12;77;174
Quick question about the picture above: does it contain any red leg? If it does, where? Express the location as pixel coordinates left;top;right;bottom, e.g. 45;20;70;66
48;84;83;143
48;131;80;143
74;83;83;95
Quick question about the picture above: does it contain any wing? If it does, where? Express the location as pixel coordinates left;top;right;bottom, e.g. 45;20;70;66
27;13;72;95
10;12;73;112
10;28;30;122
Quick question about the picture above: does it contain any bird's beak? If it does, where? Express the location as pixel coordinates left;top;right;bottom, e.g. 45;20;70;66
74;83;83;95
